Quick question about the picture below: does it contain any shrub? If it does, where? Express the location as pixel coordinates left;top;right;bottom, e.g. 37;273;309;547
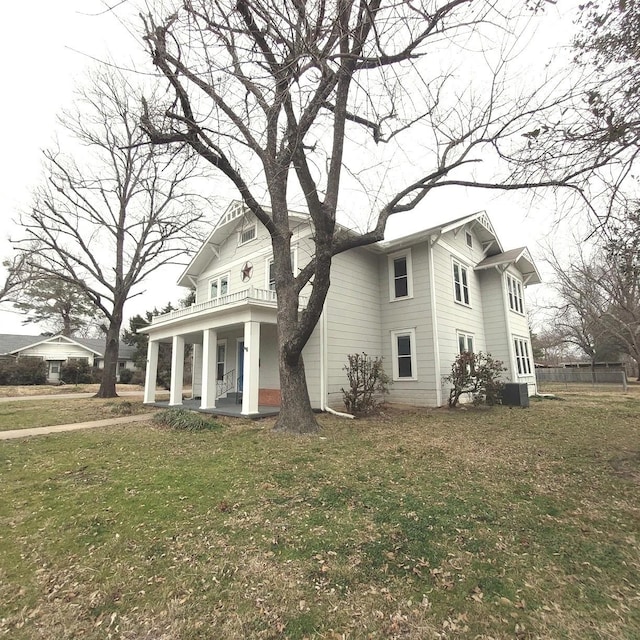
118;368;134;384
0;359;16;385
60;359;93;385
108;401;133;415
90;367;103;384
4;357;48;385
152;408;222;431
129;370;146;386
445;351;506;408
342;353;390;415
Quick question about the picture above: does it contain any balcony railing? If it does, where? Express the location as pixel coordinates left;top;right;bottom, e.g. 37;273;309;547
151;287;308;325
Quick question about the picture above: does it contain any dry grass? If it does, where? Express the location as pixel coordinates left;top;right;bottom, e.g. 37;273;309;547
0;389;638;639
0;384;145;398
0;398;151;431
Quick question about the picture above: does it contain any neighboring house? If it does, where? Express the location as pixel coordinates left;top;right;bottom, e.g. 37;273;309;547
0;334;137;383
142;201;540;415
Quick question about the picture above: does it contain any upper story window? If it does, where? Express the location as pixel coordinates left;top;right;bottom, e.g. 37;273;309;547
514;337;532;375
266;250;297;291
239;224;257;245
388;250;413;301
465;231;473;248
452;259;470;306
210;273;229;299
506;273;525;314
391;328;417;381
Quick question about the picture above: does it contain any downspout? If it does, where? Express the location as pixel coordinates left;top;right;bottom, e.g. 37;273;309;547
429;235;443;406
319;304;328;411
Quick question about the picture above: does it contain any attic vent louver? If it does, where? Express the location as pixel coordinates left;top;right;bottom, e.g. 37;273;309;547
221;201;246;225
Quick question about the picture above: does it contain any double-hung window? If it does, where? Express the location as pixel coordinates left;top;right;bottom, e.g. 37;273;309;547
389;250;413;300
210;273;229;300
216;342;226;381
453;259;470;305
514;337;532;375
457;332;474;354
506;274;525;314
391;328;417;380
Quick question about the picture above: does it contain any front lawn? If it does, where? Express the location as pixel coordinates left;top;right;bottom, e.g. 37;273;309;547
0;391;638;639
0;398;151;431
0;384;145;398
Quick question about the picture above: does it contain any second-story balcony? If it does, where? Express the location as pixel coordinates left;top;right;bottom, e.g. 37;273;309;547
150;286;309;327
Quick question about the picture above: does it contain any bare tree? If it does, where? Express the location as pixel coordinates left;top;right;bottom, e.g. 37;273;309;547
517;0;640;220
546;231;640;378
0;254;30;303
14;69;206;397
139;0;585;433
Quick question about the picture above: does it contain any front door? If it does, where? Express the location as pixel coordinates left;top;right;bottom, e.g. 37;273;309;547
237;340;244;391
48;361;62;383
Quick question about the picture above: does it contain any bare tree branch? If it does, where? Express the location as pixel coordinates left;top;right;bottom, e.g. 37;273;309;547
13;68;207;397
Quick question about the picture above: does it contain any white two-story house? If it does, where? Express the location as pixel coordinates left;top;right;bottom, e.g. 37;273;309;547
142;201;540;415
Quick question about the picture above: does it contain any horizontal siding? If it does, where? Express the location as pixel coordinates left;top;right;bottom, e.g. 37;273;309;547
19;343;97;364
479;269;511;370
380;242;437;406
432;236;487;392
195;215;314;303
326;248;382;409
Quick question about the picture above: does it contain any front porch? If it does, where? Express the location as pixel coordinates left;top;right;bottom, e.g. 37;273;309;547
142;295;284;417
148;395;280;419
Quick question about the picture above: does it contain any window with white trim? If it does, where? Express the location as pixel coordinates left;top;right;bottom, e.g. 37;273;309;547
388;250;413;300
391;328;417;380
506;273;525;314
239;224;257;245
514;337;532;375
266;250;297;291
457;331;474;354
452;259;470;305
465;231;473;248
216;342;226;381
209;273;229;299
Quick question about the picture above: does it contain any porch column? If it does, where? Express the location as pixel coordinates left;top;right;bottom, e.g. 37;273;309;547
241;320;260;415
192;343;202;399
200;328;218;410
169;335;185;406
143;340;159;404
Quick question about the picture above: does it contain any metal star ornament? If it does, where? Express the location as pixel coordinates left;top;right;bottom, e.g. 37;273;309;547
241;261;253;282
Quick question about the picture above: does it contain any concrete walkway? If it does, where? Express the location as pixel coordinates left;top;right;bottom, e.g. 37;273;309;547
0;390;166;403
0;413;157;440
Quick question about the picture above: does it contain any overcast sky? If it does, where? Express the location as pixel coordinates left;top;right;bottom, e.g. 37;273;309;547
0;1;581;335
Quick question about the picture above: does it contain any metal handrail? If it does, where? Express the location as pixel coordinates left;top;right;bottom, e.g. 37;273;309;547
215;368;236;400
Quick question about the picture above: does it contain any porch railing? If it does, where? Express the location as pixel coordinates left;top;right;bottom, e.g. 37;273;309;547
151;287;309;325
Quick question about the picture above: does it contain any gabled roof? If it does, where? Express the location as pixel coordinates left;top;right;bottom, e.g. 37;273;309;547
376;210;504;255
177;200;311;287
475;247;542;285
0;334;136;360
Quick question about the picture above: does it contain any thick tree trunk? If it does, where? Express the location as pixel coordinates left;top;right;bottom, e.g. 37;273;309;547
271;250;321;434
274;350;319;433
95;309;123;398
